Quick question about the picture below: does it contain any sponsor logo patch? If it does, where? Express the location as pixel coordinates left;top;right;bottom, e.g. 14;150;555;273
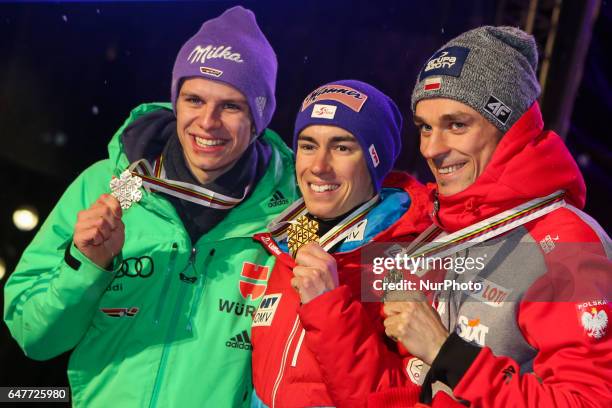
483;95;512;125
188;44;244;64
406;357;424;385
577;300;608;340
301;84;368;112
419;46;470;81
101;307;139;318
268;190;289;208
116;256;154;279
466;278;512;307
105;283;123;292
218;298;256;318
253;294;282;327
344;219;368;243
369;144;380;168
239;262;270;300
539;234;558;254
456;315;489;346
311;103;337;119
424;76;442;91
199;66;223;77
226;330;252;351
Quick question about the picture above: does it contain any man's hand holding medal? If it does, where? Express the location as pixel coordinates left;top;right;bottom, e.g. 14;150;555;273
73;194;125;270
287;215;339;304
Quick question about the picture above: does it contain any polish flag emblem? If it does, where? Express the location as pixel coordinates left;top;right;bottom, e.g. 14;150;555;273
424;77;442;91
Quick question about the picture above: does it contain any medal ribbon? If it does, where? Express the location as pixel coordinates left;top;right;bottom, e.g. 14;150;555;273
398;190;566;262
269;194;380;251
128;156;250;210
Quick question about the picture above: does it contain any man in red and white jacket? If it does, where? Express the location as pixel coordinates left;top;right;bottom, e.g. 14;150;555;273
381;26;611;407
250;80;431;408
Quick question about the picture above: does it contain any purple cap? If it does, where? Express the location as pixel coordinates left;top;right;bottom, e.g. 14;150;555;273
171;6;277;135
294;80;403;193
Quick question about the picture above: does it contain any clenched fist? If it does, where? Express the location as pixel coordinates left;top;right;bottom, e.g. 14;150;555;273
291;242;339;304
73;194;125;269
383;292;449;365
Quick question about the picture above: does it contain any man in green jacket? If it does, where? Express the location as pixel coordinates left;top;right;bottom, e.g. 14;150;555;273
3;6;297;407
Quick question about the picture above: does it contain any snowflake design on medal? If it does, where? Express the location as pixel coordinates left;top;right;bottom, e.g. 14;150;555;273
287;215;319;257
110;170;143;210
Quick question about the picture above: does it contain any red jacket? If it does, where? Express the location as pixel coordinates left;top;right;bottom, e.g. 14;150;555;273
251;172;431;408
420;102;611;407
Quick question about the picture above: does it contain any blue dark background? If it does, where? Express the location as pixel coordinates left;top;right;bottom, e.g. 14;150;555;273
0;0;609;395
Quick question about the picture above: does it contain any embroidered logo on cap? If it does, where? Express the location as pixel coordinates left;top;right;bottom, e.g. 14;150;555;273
255;96;267;118
484;95;512;125
368;144;380;168
200;66;223;77
311;104;337;119
188;44;244;64
424;76;442;91
301;85;368;112
419;46;470;81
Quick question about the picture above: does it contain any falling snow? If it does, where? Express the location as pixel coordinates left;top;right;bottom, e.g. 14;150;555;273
577;154;590;167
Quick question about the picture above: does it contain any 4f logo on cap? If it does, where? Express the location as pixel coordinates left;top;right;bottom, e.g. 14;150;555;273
484;95;512;125
419;46;470;81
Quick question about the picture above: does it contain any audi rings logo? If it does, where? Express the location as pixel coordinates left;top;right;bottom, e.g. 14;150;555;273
116;256;154;278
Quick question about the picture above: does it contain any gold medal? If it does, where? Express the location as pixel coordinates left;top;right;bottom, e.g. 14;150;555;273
287;215;319;257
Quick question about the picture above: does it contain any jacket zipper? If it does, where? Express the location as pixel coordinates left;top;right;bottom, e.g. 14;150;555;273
271;316;301;408
149;243;194;408
153;243;178;324
186;248;215;331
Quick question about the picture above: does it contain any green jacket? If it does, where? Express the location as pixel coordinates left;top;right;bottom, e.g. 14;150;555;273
3;103;298;407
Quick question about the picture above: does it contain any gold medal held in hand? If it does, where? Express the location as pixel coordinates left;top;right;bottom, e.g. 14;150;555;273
287;215;319;257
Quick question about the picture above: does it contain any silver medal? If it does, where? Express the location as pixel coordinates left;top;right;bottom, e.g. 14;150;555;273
110;170;143;210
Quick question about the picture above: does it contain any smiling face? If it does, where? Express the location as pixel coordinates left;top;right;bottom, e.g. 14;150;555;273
175;77;254;184
296;125;374;219
414;98;503;196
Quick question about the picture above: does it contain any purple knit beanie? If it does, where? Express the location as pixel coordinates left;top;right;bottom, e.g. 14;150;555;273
294;80;403;193
171;6;277;135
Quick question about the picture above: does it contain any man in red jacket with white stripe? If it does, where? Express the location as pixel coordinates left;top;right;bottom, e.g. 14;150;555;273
251;80;431;408
381;26;611;407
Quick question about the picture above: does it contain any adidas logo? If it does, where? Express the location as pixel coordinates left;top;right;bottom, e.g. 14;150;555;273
225;330;252;351
268;190;289;207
